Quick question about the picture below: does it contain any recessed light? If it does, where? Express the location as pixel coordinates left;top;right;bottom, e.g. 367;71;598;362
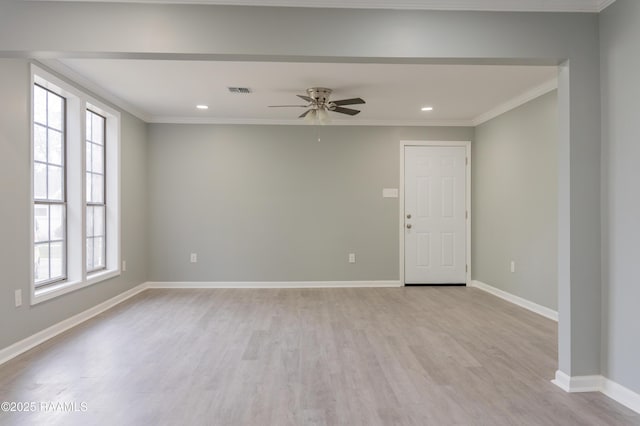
196;105;209;110
421;106;434;111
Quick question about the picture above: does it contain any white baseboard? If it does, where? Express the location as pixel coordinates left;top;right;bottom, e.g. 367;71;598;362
552;370;640;414
551;370;572;392
147;280;402;289
0;282;148;366
469;280;558;321
552;370;603;392
602;377;640;414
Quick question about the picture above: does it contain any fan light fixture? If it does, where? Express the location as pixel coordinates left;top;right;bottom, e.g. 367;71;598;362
303;107;332;125
269;87;365;124
304;109;317;123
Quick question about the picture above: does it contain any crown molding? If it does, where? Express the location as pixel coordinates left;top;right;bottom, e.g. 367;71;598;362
148;116;473;127
37;59;152;123
597;0;617;12
471;78;557;126
26;0;616;13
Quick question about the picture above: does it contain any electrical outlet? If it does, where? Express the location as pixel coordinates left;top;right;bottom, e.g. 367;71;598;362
122;260;127;271
15;289;22;307
510;261;515;273
190;253;198;263
348;253;356;264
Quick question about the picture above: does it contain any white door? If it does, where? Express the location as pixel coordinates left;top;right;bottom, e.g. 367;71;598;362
404;145;467;284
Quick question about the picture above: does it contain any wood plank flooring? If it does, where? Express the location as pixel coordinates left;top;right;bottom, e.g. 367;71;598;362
0;287;638;425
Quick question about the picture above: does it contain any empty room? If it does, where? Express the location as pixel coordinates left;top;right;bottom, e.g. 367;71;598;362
0;0;639;425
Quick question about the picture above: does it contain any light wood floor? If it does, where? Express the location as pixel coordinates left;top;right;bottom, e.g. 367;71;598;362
1;287;638;425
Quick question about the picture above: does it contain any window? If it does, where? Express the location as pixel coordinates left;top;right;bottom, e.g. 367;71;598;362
86;110;106;273
31;65;121;304
33;85;67;287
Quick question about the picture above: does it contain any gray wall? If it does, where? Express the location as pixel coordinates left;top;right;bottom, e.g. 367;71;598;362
472;91;558;310
148;124;472;282
0;2;603;377
600;0;640;394
0;59;148;350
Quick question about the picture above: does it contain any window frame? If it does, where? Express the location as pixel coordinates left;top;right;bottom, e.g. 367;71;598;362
33;84;68;288
85;109;108;274
30;64;121;305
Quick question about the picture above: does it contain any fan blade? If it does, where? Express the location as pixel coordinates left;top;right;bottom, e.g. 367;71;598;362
299;110;312;118
297;95;314;102
332;106;361;116
268;105;308;108
332;97;365;106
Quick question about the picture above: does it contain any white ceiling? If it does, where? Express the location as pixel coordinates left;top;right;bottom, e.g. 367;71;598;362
55;59;557;126
30;0;616;13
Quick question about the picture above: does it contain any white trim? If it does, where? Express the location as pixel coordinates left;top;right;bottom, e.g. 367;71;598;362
147;280;401;289
597;0;617;12
399;141;471;286
471;78;558;126
552;371;604;392
552;371;640;414
30;63;123;305
0;283;148;366
602;377;640;414
39;59;151;123
32;271;121;305
149;116;473;127
27;0;616;13
552;370;573;392
470;280;558;321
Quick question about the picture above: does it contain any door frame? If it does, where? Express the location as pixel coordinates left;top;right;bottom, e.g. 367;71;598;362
399;140;472;286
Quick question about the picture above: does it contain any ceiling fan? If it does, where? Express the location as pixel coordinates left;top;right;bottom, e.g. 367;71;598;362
269;87;365;124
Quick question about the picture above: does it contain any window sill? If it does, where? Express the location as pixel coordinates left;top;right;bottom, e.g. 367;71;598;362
32;269;121;305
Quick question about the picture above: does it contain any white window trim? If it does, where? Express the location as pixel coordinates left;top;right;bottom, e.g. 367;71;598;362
30;64;121;305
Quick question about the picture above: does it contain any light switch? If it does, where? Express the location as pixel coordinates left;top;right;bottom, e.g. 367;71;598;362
383;188;399;198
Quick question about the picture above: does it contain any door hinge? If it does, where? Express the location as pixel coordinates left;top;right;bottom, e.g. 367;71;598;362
466;157;468;165
466;264;468;273
465;210;468;220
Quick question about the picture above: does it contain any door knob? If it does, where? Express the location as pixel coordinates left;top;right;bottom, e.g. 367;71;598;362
406;224;412;229
406;214;412;219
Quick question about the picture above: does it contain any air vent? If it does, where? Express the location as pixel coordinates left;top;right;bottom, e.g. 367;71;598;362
227;87;252;94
